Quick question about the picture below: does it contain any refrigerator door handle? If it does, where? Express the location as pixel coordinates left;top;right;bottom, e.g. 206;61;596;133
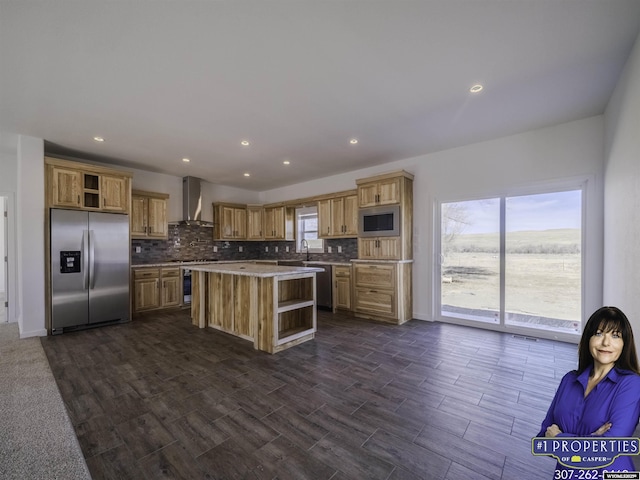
89;230;96;289
82;229;89;290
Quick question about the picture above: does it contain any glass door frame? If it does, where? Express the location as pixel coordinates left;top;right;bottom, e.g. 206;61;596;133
433;182;586;342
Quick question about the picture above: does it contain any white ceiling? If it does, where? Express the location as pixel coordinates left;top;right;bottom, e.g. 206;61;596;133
1;1;639;191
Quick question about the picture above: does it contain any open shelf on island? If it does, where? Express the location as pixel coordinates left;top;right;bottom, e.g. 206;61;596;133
277;299;315;313
278;305;314;343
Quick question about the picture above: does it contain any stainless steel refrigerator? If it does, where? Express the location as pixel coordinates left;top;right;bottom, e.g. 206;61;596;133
50;208;130;334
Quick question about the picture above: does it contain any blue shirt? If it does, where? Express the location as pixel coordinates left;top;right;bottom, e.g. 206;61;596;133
538;366;640;474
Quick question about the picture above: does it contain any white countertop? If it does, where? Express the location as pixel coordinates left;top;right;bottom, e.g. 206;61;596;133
132;259;355;268
184;262;325;278
132;260;248;268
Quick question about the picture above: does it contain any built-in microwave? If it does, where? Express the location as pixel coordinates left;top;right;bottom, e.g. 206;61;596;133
358;205;401;237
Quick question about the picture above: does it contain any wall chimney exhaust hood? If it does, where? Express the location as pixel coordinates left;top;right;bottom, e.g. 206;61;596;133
176;176;213;226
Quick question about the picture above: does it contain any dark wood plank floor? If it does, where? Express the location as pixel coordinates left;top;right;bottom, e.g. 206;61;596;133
40;309;578;479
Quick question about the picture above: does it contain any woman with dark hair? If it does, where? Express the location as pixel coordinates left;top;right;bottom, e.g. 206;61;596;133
538;306;640;475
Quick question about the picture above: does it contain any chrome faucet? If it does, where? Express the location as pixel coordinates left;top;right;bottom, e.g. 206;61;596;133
301;239;310;261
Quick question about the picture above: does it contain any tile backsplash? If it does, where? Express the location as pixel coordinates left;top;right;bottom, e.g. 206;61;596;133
131;224;357;265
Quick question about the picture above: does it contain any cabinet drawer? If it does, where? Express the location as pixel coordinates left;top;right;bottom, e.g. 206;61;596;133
354;264;395;289
134;268;160;279
161;268;180;278
354;287;396;317
334;266;351;277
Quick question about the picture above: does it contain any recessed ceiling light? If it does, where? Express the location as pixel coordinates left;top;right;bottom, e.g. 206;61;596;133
243;172;250;177
182;158;190;163
349;138;358;145
93;136;105;142
469;84;483;93
241;140;250;146
283;160;290;165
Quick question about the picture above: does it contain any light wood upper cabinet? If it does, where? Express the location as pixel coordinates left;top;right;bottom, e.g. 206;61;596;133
318;193;358;238
318;199;332;237
45;157;132;213
247;205;264;240
264;205;294;240
131;191;169;239
50;166;82;207
342;194;358;236
213;203;247;240
100;175;129;212
357;177;401;207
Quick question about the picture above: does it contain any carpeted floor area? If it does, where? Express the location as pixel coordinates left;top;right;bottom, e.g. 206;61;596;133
0;321;90;480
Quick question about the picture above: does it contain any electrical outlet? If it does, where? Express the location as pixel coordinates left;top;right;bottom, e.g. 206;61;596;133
135;246;141;253
265;246;269;252
327;246;332;253
338;246;342;253
275;246;279;253
213;246;218;253
239;246;243;252
286;246;289;253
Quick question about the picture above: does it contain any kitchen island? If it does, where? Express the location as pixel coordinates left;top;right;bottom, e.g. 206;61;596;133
186;262;324;353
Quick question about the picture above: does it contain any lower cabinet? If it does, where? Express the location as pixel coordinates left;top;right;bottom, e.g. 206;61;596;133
333;265;352;311
133;267;182;313
353;261;412;324
160;268;182;307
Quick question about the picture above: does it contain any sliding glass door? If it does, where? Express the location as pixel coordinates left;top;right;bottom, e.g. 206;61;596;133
439;188;582;335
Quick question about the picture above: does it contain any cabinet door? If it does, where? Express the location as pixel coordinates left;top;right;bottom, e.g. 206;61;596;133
220;206;235;239
330;198;345;236
50;166;82;207
161;275;181;307
357;238;378;259
233;208;247;238
317;199;332;237
376;178;401;205
376;237;401;260
357;237;400;260
131;196;148;237
334;267;352;310
247;207;264;240
134;278;160;311
358;183;379;208
343;195;359;236
148;197;168;238
264;206;285;239
101;175;128;212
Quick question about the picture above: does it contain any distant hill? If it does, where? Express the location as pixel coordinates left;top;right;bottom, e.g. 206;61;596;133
446;228;580;254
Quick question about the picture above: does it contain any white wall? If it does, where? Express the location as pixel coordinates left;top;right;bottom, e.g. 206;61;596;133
262;116;605;341
17;136;46;337
76;162;261;223
0;196;5;293
603;31;640;354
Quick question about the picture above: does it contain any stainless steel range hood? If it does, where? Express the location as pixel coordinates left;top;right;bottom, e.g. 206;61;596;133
177;176;213;226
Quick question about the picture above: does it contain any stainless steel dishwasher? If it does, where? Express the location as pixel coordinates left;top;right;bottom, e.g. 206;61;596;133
307;263;332;310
